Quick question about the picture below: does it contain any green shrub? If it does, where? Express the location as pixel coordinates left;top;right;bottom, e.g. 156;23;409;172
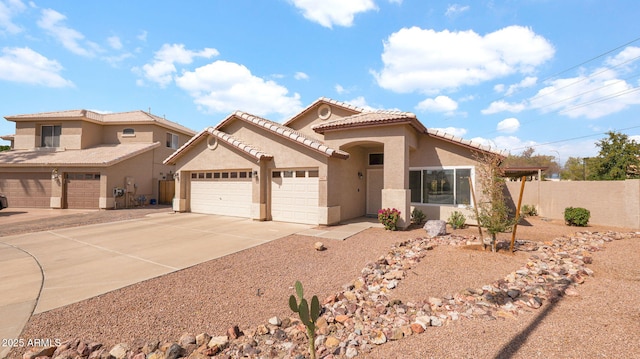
564;207;590;226
411;208;426;225
521;204;538;217
378;208;401;231
447;210;466;229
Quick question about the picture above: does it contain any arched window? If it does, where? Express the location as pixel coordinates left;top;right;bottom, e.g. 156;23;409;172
123;128;135;136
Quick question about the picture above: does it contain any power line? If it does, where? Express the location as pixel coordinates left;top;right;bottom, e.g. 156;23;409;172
488;35;640;104
526;54;640;105
509;124;640;152
479;36;640;139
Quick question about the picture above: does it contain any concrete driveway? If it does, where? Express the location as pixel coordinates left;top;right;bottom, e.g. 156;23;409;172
0;212;310;358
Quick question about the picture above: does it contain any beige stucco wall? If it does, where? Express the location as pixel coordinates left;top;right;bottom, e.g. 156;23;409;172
409;136;483;224
286;105;358;140
323;124;420;228
505;179;640;229
104;150;156;209
328;146;368;220
80;121;103;148
13;122;35;149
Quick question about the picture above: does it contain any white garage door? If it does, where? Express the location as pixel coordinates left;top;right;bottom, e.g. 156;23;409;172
189;170;252;218
271;169;319;224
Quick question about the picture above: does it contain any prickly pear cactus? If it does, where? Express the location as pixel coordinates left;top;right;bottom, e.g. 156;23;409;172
289;281;320;359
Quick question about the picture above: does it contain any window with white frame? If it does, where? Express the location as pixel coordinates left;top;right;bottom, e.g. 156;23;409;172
166;132;179;149
409;167;473;206
41;125;61;148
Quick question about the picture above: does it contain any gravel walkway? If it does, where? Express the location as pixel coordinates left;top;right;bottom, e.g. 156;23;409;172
6;212;640;358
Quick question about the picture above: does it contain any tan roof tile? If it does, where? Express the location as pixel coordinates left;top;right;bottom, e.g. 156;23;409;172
163;127;274;165
217;111;349;159
0;143;160;167
427;129;506;156
312;111;426;133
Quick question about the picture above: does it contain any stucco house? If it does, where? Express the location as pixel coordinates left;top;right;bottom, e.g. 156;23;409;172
0;110;195;209
164;97;501;228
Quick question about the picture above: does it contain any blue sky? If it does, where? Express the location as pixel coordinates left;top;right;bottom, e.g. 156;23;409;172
1;0;640;163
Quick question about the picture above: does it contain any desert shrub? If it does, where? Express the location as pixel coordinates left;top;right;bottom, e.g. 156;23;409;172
521;204;538;217
564;207;590;226
378;208;401;231
448;211;466;229
411;208;426;225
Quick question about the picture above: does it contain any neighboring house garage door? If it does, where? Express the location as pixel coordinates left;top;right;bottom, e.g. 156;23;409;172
0;172;51;207
189;170;252;217
65;173;100;209
271;169;319;225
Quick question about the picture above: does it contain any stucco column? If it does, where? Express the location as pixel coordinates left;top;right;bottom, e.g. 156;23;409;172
50;170;63;209
172;171;187;212
381;136;411;229
250;163;268;221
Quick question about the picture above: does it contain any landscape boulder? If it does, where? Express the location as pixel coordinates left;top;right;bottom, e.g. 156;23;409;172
423;220;447;237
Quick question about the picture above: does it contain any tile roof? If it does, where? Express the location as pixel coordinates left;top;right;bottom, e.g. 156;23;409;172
5;110;195;135
0;143;160;167
217;111;350;159
312;111;426;133
283;97;364;126
163;127;273;165
427;129;506;157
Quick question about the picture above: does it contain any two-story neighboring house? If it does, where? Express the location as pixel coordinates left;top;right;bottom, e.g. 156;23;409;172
0;110;195;209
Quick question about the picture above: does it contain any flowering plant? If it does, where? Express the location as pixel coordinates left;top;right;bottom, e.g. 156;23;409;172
378;208;401;231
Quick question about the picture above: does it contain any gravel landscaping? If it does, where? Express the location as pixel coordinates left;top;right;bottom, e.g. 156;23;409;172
5;210;640;359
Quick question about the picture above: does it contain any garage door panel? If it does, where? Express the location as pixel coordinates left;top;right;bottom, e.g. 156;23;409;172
190;181;251;218
0;173;51;208
271;173;319;225
65;173;100;209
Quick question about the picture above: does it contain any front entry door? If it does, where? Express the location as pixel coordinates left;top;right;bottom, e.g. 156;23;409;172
366;168;383;216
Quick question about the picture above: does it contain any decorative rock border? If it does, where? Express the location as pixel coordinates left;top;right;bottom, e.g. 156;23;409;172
21;231;639;359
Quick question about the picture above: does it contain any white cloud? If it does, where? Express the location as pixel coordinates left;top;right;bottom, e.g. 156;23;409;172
335;84;346;94
416;95;458;113
37;8;101;57
107;35;122;50
470;135;531;153
496;117;520;133
533;75;640;119
294;71;309;80
345;96;378;111
388;0;402;4
289;0;377;28
373;25;554;94
482;100;526;114
138;43;219;87
175;60;303;119
431;126;467;138
0;47;73;87
445;4;469;17
484;46;640;119
504;76;537;96
0;0;27;34
605;46;640;68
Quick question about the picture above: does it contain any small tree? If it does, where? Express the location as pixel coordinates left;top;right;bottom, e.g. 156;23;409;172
590;131;640;180
473;151;515;252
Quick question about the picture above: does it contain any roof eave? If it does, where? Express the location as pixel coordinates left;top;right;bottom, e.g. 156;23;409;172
313;118;425;134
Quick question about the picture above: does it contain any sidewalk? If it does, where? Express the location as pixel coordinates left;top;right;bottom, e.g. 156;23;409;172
0;243;42;359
